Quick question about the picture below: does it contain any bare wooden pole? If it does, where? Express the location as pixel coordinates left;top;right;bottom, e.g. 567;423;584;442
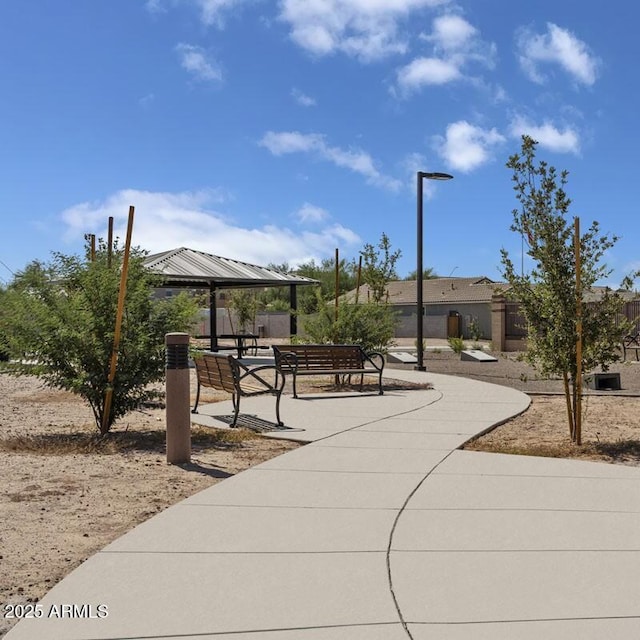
574;217;583;445
355;256;362;304
334;248;339;323
107;216;114;269
90;235;96;262
101;206;135;434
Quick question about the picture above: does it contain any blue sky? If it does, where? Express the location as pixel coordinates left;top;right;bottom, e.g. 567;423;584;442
1;1;638;287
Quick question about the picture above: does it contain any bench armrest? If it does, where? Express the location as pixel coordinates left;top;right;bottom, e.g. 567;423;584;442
364;350;385;372
236;362;285;392
274;350;299;374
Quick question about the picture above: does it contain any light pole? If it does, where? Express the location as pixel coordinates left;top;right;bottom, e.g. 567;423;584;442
416;171;453;371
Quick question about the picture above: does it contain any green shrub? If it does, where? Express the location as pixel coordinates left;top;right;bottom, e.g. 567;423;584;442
448;336;465;354
302;293;397;353
1;238;201;434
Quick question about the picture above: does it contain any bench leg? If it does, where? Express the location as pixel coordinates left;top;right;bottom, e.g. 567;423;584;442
378;371;384;395
191;381;201;414
231;393;240;427
275;391;283;426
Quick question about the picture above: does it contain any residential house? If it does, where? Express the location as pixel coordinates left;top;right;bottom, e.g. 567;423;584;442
344;277;509;341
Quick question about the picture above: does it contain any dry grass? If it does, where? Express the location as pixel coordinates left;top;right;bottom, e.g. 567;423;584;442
296;376;433;393
465;394;640;466
465;437;640;464
0;425;260;456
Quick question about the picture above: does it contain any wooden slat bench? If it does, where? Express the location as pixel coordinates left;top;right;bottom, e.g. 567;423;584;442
623;332;640;361
192;352;285;427
272;344;385;399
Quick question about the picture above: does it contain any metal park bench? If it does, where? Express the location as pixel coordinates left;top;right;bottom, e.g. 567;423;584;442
192;352;284;427
272;344;385;399
622;331;640;361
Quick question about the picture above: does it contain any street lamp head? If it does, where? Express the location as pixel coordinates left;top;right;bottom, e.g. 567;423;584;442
419;171;454;181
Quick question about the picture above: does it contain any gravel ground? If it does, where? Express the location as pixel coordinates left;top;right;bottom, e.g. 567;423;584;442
387;348;640;395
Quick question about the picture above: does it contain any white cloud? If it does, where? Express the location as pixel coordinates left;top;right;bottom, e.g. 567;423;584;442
294;203;329;224
176;43;223;81
278;0;449;62
59;189;360;268
509;115;580;154
426;13;477;52
434;120;505;172
259;131;402;190
517;23;600;86
395;13;495;95
195;0;249;27
259;131;323;155
147;0;249;28
291;88;317;107
396;56;461;90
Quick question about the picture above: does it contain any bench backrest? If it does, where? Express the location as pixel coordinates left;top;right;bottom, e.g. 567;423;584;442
273;344;366;371
193;353;238;394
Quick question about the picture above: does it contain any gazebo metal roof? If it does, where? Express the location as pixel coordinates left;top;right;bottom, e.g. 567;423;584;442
143;247;318;289
143;247;318;350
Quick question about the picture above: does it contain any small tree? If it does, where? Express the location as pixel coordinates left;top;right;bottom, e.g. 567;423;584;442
295;258;357;314
302;234;400;352
501;136;637;443
403;267;438;280
227;288;259;333
302;289;397;353
1;238;201;434
360;232;401;302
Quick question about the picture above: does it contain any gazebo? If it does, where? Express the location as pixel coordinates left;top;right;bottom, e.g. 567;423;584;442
143;247;318;351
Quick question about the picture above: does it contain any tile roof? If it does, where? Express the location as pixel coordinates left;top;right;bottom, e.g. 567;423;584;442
345;277;509;305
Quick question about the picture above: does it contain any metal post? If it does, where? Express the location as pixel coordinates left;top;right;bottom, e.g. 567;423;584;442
209;285;217;352
574;217;582;445
416;173;425;371
289;284;297;336
166;332;191;464
414;171;453;372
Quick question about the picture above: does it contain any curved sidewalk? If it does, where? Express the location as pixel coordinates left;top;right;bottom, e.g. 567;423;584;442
7;371;640;639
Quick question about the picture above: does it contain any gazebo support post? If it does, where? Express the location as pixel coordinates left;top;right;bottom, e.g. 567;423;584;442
209;284;218;352
289;284;298;337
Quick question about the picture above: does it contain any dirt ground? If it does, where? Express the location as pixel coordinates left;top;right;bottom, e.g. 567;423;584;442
403;350;640;464
2;351;640;637
0;373;299;637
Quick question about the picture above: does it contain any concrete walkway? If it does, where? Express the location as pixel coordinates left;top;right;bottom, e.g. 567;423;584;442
7;371;640;639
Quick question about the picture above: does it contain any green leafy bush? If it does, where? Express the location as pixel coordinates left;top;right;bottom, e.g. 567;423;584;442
448;336;465;354
1;238;201;433
302;292;397;353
